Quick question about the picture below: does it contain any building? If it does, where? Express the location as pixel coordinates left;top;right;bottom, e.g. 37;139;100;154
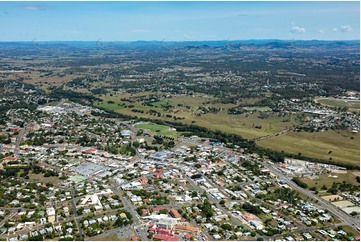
153;234;179;241
169;209;181;220
149;152;168;161
174;225;201;233
121;130;132;138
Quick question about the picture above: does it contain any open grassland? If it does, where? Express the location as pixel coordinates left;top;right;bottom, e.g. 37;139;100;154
96;93;297;139
258;130;360;167
315;97;360;111
300;172;359;190
96;93;359;167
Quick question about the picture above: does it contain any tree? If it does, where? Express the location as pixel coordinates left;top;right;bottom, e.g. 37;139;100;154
350;211;358;216
133;141;140;148
221;223;233;231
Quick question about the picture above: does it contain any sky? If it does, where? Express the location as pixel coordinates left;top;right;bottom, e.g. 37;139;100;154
0;1;359;41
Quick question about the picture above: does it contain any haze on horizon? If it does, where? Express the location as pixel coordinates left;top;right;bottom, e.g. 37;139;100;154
0;1;359;41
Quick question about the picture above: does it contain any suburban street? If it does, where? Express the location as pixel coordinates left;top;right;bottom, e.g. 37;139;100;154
110;180;148;241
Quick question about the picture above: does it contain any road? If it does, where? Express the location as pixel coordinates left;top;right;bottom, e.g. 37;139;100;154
54;184;83;240
0;212;16;228
14;128;25;157
110;181;148;241
264;162;360;230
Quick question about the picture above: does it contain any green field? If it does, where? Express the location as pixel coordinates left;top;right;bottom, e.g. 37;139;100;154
316;98;360;111
95;93;360;167
134;123;181;137
258;130;360;167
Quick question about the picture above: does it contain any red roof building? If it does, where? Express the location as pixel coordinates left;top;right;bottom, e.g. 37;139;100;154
142;208;150;215
2;156;17;162
153;234;179;241
85;148;97;154
152;206;168;212
169;209;181;219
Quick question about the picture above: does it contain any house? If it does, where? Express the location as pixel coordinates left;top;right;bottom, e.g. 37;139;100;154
142;208;150;215
213;234;222;240
139;177;148;184
46;207;56;223
83;220;89;227
66;228;73;234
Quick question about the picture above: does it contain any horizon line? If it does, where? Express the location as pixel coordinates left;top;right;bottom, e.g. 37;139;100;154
0;39;360;42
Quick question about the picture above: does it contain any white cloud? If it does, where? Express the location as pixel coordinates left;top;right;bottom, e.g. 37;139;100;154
332;25;353;33
290;26;306;34
340;25;353;32
318;29;326;34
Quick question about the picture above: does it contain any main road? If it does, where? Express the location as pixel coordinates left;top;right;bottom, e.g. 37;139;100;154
14;128;25;157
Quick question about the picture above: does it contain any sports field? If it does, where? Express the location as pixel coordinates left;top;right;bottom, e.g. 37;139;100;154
315;97;360;111
134;123;181;138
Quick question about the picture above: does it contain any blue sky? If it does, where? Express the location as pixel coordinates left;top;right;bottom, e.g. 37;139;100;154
0;1;359;41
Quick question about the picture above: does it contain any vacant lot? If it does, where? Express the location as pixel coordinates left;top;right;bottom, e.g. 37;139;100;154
28;172;61;184
332;200;355;207
300;172;360;190
321;195;344;202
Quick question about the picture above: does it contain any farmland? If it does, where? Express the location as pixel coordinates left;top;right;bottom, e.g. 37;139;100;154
258;130;360;167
